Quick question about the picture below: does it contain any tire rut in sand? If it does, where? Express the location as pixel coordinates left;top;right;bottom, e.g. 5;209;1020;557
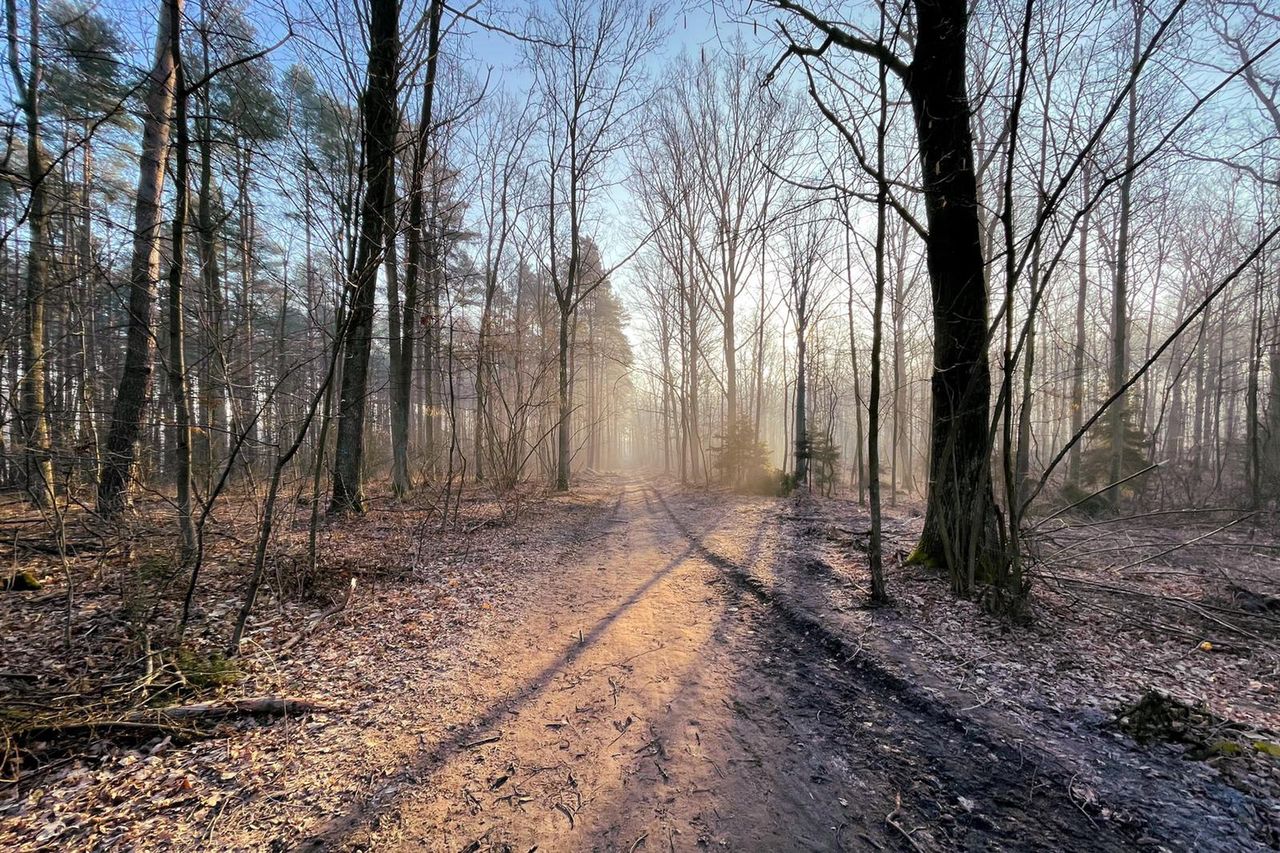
645;482;1147;851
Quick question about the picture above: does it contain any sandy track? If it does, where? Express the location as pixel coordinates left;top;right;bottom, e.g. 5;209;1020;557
7;476;1270;851
309;479;1149;852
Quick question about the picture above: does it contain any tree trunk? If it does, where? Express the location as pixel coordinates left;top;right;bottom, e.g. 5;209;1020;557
7;0;55;507
385;175;406;494
1247;277;1263;510
234;147;257;474
195;13;227;487
391;0;440;497
845;219;866;505
684;241;702;483
724;289;737;424
793;307;808;485
1068;164;1090;490
165;0;195;558
1109;2;1142;508
906;0;999;587
330;0;399;513
1266;341;1280;494
867;45;889;603
476;259;497;481
556;304;572;490
890;249;906;503
98;0;180;515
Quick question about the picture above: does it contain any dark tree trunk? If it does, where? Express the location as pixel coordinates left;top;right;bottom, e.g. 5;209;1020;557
165;0;195;557
1068;164;1090;489
867;33;890;604
905;0;1000;587
1266;343;1280;493
1108;2;1142;509
392;0;441;497
233;147;258;474
330;0;399;513
556;304;571;490
793;328;807;485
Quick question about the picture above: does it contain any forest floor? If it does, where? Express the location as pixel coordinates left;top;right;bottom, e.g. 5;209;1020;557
2;474;1279;851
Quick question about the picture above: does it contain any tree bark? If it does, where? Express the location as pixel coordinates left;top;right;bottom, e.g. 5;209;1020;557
7;0;56;508
329;0;399;513
98;0;180;515
867;31;890;603
1267;341;1280;493
233;145;257;474
194;8;227;487
906;0;1000;586
391;0;441;497
165;0;195;558
556;304;572;490
1108;1;1142;508
793;302;808;485
1068;164;1090;490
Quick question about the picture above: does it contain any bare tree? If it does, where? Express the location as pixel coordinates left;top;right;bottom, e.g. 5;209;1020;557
97;0;180;515
5;0;55;507
527;0;662;490
390;0;442;497
329;0;399;513
164;0;195;557
780;214;826;486
765;0;1002;586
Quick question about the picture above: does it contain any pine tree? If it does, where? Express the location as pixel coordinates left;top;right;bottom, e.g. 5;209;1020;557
1078;409;1152;510
711;415;772;490
808;431;842;497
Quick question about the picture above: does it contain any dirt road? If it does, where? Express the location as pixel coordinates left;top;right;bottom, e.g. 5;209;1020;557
6;477;1274;852
302;478;1170;852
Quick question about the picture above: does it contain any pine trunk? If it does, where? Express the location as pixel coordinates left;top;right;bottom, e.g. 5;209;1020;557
98;0;180;515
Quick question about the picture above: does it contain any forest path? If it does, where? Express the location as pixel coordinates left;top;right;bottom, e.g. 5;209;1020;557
319;476;1144;852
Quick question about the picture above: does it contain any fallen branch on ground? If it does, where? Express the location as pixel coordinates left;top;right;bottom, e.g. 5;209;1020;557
280;577;358;653
464;733;502;749
9;696;332;740
147;696;332;720
886;794;925;853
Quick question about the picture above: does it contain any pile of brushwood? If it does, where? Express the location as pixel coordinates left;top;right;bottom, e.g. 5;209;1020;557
1116;689;1280;782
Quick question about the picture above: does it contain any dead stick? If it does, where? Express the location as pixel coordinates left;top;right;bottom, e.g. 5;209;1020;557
280;577;357;653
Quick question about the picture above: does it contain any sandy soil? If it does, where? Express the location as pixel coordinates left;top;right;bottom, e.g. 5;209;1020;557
3;475;1275;851
298;478;1265;851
